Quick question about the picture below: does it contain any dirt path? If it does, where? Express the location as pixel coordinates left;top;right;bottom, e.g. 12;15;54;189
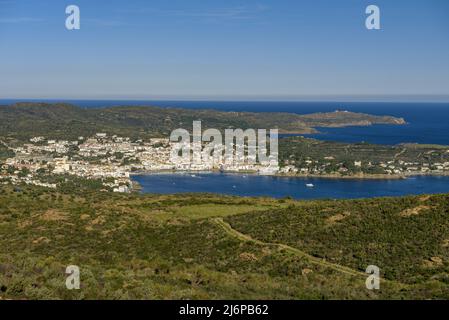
212;217;364;277
212;217;409;290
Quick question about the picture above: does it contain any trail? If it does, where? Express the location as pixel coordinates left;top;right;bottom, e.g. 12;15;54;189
212;217;364;277
212;217;410;289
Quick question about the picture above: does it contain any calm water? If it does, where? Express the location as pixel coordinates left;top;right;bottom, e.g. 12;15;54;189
132;173;449;200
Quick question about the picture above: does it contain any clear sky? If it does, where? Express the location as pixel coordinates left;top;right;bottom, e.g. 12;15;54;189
0;0;448;101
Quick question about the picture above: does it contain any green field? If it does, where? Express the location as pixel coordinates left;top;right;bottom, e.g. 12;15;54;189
1;185;448;299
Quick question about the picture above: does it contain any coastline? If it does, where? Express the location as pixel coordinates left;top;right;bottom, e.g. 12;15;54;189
129;170;449;199
130;169;449;181
275;172;406;180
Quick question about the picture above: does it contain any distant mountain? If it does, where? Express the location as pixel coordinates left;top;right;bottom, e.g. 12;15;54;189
0;102;405;142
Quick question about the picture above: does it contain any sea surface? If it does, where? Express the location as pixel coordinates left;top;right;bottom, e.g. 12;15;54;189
133;173;449;200
3;99;449;199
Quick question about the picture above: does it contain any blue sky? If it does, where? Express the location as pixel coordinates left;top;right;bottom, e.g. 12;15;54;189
0;0;448;101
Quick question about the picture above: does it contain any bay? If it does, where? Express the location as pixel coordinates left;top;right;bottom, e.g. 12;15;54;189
132;173;449;200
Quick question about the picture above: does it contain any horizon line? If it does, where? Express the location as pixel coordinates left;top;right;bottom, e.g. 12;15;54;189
2;94;449;104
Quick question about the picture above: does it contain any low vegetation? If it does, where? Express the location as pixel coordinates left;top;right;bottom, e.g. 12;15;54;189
1;184;448;299
0;103;405;143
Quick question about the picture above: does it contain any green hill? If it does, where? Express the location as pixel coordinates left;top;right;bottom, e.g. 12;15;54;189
0;184;448;299
0;102;405;143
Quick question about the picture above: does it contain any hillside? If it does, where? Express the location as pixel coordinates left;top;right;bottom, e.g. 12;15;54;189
0;103;405;143
0;184;448;299
278;136;449;176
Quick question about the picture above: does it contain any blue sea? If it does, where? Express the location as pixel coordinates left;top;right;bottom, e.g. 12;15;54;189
3;99;449;199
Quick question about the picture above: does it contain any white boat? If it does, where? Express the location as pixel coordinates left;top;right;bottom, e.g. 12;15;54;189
306;183;314;188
